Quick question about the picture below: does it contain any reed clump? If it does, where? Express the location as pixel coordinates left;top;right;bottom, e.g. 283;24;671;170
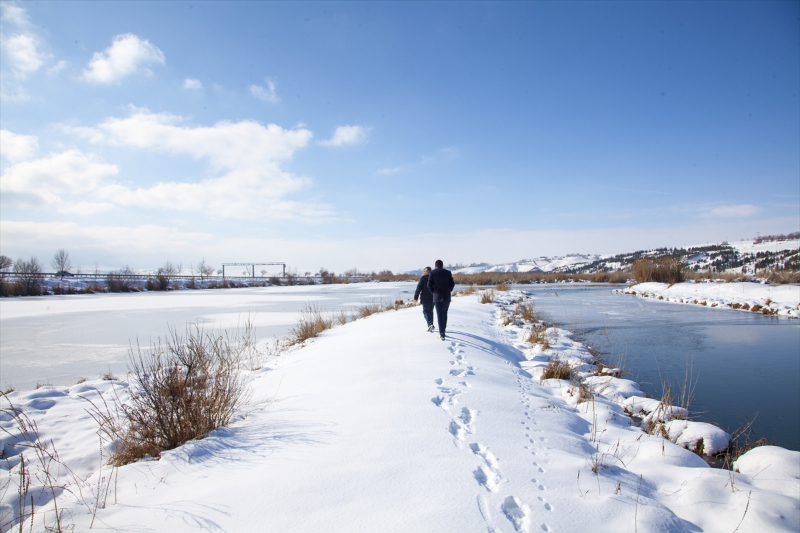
631;257;684;284
290;304;333;343
540;357;572;381
480;289;496;304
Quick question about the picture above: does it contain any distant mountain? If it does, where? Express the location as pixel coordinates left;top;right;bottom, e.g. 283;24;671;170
403;236;799;276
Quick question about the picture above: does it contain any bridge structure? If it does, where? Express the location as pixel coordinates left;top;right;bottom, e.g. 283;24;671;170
221;262;286;280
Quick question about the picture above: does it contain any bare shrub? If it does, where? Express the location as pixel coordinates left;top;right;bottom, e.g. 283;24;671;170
632;257;684;284
336;309;349;325
107;266;136;292
290;304;332;343
527;324;550;349
496;282;510;291
12;257;45;296
540;357;572;381
480;289;495;304
515;302;536;322
108;324;252;466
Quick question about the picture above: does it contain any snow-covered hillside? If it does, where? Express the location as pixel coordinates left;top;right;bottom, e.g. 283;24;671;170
404;236;798;277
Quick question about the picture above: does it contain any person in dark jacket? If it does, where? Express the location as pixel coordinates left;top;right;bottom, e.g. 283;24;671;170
427;259;455;340
413;267;435;331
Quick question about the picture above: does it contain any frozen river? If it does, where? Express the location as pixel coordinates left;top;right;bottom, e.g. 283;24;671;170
0;283;417;391
2;282;798;450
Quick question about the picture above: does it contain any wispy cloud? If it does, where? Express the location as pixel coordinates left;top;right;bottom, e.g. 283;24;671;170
82;34;165;84
319;125;369;146
375;167;403;176
182;77;202;90
705;204;761;218
249;78;279;102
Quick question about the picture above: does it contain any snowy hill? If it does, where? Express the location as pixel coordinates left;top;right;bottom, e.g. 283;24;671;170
405;235;798;276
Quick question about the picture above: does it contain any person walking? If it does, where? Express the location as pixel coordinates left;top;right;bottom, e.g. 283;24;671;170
427;259;455;340
413;267;435;332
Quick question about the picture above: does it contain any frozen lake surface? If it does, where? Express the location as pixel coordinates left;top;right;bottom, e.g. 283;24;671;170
521;283;800;451
0;283;417;391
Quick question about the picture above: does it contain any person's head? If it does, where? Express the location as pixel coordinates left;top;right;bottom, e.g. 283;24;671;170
435;259;443;268
424;267;431;274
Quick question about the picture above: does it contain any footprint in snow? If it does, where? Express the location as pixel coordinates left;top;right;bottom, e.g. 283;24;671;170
501;496;531;533
434;378;444;385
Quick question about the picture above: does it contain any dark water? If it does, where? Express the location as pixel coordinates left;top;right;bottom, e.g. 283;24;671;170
518;284;800;451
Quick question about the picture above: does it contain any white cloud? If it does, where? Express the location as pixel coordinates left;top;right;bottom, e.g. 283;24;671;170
56;109;333;220
47;60;68;75
706;204;762;218
57;201;114;215
249;78;279;102
0;148;119;208
0;2;29;26
375;167;403;176
2;33;47;77
82;34;165;84
0;129;39;162
183;77;202;90
319;125;369;146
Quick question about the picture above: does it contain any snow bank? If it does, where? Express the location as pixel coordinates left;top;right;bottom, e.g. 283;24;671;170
1;291;797;532
618;281;800;317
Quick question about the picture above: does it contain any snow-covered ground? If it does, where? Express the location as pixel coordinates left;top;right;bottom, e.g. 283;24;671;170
618;282;800;317
1;291;798;532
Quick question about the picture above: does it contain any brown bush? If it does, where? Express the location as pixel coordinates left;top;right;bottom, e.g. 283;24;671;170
631;257;684;284
105;324;252;466
480;289;495;304
290;304;332;343
526;325;550;349
540;357;572;381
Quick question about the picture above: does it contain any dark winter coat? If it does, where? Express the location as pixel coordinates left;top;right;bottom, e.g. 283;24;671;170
427;267;455;303
414;274;434;304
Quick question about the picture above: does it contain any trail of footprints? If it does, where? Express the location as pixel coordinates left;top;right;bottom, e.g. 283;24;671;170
432;342;553;532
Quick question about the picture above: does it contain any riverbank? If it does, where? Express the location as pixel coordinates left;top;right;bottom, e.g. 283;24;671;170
617;281;800;317
1;291;798;532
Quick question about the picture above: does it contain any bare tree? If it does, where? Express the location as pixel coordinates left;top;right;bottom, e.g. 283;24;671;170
197;259;215;280
50;249;72;280
14;257;45;296
0;255;12;273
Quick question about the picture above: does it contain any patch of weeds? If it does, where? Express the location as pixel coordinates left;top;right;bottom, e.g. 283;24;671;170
290;303;333;343
540;357;572;381
526;324;550;349
480;289;495;304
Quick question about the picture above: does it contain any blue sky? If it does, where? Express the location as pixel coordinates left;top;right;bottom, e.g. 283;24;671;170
1;1;798;273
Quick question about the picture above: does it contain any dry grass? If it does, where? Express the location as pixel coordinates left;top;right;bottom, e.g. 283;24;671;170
453;270;629;286
540;357;573;381
514;302;536;322
526;324;550;349
290;304;333;343
682;270;741;283
98;324;252;466
570;377;591;404
632;257;684;284
496;282;510;291
456;285;477;296
480;289;496;304
336;309;349;325
355;300;386;319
